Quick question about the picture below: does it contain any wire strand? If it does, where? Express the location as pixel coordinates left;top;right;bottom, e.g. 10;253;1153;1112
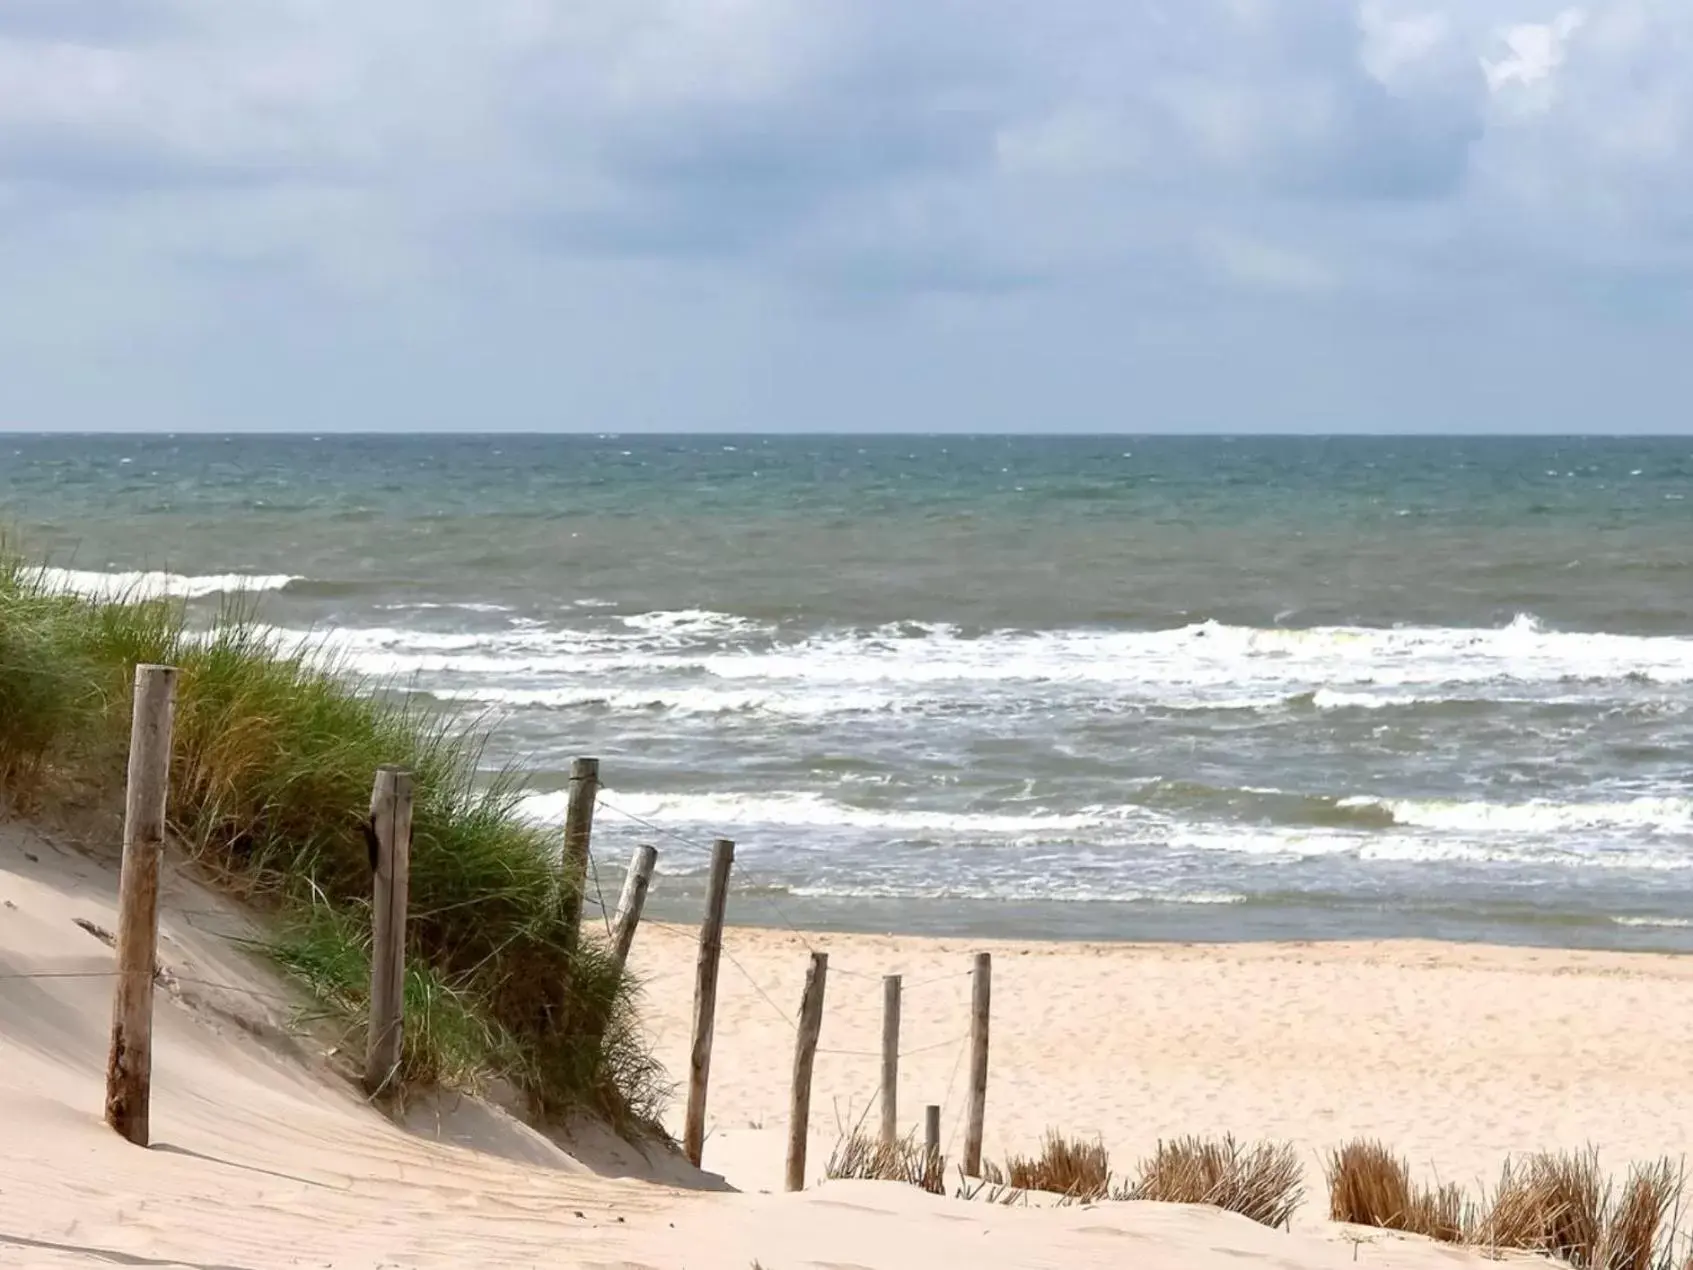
592;790;977;1059
595;795;718;857
586;846;614;939
941;1032;970;1156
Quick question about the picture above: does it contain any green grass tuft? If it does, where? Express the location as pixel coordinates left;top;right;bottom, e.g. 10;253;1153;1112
0;546;666;1129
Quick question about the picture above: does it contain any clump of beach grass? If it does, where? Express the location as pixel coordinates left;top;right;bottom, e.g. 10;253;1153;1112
1475;1151;1685;1270
1329;1140;1688;1270
1599;1158;1686;1270
1125;1134;1304;1230
1327;1139;1470;1243
0;546;664;1128
826;1129;947;1194
1002;1130;1114;1201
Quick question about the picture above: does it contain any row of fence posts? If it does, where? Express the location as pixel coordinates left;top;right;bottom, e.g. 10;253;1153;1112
99;667;993;1192
775;951;993;1190
675;831;993;1191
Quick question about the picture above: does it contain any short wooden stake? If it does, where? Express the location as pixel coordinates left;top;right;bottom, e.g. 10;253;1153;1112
608;843;658;977
559;756;600;955
963;951;991;1177
683;838;734;1167
786;951;828;1192
924;1104;941;1164
104;664;177;1147
364;766;414;1097
880;973;901;1146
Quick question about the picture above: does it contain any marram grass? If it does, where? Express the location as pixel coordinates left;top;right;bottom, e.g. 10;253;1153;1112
0;547;665;1129
1330;1139;1690;1270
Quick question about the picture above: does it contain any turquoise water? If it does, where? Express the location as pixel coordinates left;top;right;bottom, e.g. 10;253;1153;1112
7;434;1693;949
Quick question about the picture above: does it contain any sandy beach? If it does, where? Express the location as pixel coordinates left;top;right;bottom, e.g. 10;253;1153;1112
6;818;1693;1268
629;920;1693;1204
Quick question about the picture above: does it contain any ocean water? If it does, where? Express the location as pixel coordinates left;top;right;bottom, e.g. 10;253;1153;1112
6;433;1693;950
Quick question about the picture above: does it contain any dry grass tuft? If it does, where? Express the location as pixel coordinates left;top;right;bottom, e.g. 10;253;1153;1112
1333;1142;1688;1270
1597;1159;1683;1270
1477;1151;1686;1270
1126;1134;1304;1230
1327;1139;1469;1243
826;1130;946;1195
1479;1150;1607;1266
1002;1131;1114;1201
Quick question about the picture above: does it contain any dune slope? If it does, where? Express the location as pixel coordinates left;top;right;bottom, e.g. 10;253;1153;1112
1;817;1576;1270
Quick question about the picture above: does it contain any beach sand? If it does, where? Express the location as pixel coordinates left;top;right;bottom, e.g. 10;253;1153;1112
630;920;1693;1204
6;818;1691;1268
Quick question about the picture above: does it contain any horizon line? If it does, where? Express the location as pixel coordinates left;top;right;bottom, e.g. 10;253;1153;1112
5;430;1692;441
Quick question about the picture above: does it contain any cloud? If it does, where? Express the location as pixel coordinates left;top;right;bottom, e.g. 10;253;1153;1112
2;1;1693;431
1484;9;1586;94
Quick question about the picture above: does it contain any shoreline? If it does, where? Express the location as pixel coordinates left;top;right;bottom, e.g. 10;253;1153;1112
673;921;1693;961
637;890;1693;956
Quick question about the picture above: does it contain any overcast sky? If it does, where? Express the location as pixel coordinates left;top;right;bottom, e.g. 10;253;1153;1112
2;1;1690;433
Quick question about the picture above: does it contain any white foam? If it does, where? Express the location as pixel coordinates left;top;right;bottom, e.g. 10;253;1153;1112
1611;915;1693;929
619;609;770;639
277;612;1693;717
1340;794;1693;835
1169;828;1368;860
526;788;1109;836
1310;689;1443;710
31;567;300;600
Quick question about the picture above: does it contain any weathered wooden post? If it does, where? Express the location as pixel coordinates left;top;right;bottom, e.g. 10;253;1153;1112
683;838;734;1167
364;766;413;1098
559;756;600;955
786;951;829;1192
963;951;991;1177
880;973;901;1146
924;1104;941;1164
104;664;177;1147
608;843;658;977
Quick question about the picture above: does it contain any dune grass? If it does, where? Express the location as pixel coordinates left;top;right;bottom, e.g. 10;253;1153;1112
1001;1131;1114;1202
1126;1134;1305;1229
0;550;663;1128
831;1124;1305;1225
826;1129;947;1195
1330;1140;1688;1269
1327;1139;1470;1243
1475;1151;1685;1270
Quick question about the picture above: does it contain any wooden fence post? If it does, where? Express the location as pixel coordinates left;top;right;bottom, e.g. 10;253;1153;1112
608;843;658;977
683;838;734;1167
880;973;901;1146
786;951;828;1192
963;951;991;1177
924;1104;941;1164
559;756;600;955
364;767;414;1097
104;664;177;1147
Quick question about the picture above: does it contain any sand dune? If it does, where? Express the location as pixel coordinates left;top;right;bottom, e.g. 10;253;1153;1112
10;818;1684;1268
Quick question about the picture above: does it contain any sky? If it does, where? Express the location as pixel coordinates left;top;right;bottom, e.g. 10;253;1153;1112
1;1;1691;434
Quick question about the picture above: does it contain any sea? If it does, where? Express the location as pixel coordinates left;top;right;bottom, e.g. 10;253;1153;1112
5;434;1693;951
